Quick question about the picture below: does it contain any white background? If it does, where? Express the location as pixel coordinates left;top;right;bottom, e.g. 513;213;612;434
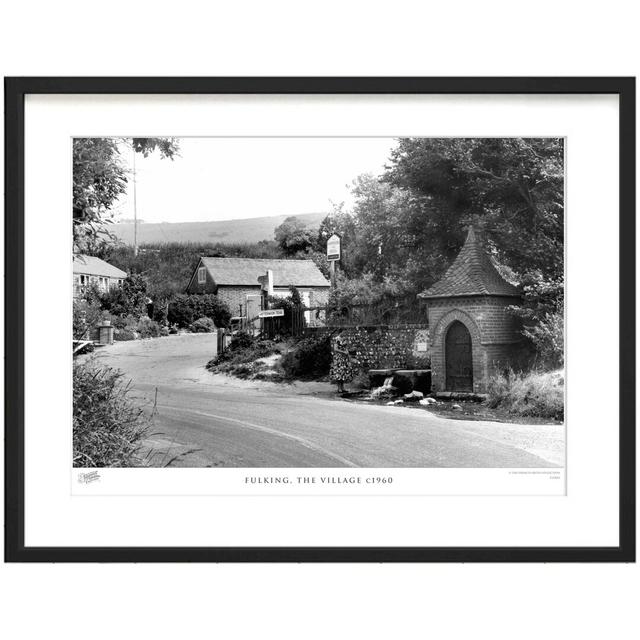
1;1;638;639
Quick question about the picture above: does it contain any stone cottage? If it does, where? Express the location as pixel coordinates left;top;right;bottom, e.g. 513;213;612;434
419;227;522;394
186;257;331;324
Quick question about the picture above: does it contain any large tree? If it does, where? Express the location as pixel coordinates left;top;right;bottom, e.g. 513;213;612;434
344;174;441;291
274;215;315;256
73;137;179;253
385;138;564;290
312;203;359;277
327;139;564;359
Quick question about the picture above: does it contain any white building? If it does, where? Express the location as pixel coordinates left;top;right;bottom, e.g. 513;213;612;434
73;254;127;299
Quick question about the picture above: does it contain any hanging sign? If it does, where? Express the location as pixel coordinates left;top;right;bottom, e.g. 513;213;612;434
326;233;341;261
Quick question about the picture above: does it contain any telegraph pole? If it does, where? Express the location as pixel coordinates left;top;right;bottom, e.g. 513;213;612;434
132;145;138;257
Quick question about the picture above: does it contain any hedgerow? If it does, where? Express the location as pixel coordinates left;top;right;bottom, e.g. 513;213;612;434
73;362;152;467
280;334;332;379
168;293;231;328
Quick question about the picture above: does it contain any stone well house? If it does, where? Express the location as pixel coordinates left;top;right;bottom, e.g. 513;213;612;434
73;254;127;299
186;257;331;325
419;227;522;394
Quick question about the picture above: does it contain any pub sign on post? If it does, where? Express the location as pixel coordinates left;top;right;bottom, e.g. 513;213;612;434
327;233;341;261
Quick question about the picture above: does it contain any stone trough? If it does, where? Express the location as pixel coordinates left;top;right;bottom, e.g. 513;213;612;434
368;368;432;395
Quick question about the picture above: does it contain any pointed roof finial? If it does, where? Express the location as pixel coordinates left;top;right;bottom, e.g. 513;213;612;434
419;226;520;299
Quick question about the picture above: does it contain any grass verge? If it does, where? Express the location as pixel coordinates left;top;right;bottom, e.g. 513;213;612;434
206;336;284;380
486;369;564;421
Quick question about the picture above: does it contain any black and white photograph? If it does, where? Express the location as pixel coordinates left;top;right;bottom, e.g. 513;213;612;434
72;136;565;471
4;74;634;567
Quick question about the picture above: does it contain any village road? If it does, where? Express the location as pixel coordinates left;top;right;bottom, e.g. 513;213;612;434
91;334;565;468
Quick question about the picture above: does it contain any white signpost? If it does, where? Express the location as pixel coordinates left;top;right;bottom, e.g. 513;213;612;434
326;233;341;284
326;233;341;261
258;308;285;318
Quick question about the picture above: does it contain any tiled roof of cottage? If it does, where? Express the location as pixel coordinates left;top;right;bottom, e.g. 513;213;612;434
419;227;520;299
73;254;127;279
199;257;330;288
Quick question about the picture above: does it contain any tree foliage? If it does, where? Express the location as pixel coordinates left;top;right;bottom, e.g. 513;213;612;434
167;294;231;328
73;299;103;340
316;138;563;364
274;216;315;255
326;139;563;325
384;138;564;287
99;274;149;318
73;137;179;253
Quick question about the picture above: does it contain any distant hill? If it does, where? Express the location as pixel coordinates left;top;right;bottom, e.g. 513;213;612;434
111;212;327;245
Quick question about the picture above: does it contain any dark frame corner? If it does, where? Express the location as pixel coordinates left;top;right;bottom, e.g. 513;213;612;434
4;77;636;563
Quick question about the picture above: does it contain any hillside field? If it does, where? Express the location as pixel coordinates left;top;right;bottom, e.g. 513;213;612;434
111;212;326;245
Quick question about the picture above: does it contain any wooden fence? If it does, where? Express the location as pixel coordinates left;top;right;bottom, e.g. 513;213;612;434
257;299;427;338
325;300;427;327
260;306;308;339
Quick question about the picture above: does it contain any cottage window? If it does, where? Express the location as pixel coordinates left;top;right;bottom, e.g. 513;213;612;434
198;266;206;284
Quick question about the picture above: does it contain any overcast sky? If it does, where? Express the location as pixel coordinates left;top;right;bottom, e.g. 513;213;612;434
112;137;397;223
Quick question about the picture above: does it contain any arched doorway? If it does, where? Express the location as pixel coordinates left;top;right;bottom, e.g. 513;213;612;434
445;321;473;391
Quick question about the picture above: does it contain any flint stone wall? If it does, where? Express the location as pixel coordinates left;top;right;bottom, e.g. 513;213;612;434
330;325;430;373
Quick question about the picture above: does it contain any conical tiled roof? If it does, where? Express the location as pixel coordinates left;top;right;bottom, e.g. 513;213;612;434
419;227;520;299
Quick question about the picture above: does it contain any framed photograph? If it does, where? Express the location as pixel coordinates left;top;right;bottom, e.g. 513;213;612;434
4;77;635;562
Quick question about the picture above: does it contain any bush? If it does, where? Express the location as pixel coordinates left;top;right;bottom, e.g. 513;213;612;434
486;369;564;420
114;328;137;341
73;362;151;467
151;299;169;325
99;273;149;318
228;330;254;351
73;299;103;339
123;315;139;332
168;293;231;328
523;310;564;369
79;282;105;307
191;317;216;333
135;316;163;338
280;334;332;379
206;337;281;377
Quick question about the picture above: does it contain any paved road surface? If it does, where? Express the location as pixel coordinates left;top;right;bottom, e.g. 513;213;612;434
91;334;564;468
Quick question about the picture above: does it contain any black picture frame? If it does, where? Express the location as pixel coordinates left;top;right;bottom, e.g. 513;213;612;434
4;77;635;563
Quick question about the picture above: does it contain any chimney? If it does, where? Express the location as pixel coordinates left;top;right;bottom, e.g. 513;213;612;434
258;269;274;296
